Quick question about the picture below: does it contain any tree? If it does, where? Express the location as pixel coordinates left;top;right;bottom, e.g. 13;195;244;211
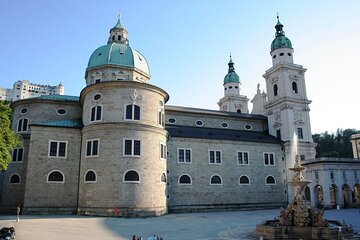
0;101;20;170
313;128;360;158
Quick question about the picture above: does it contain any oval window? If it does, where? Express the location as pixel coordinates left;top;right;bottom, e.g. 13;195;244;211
279;53;284;56
195;120;204;126
57;108;67;115
93;93;102;101
221;122;228;128
245;124;252;130
168;118;176;124
20;108;28;114
288;53;292;56
273;55;276;59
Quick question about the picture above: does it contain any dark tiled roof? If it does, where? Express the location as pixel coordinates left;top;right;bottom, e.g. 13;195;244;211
166;125;281;144
165;105;267;120
31;119;83;128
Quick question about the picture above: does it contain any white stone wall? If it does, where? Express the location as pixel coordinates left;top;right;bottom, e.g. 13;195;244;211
23;126;81;212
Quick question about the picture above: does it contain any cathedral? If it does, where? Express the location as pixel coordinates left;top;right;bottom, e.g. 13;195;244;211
0;16;320;216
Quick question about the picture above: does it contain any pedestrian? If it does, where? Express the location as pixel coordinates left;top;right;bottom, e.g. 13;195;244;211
16;204;20;222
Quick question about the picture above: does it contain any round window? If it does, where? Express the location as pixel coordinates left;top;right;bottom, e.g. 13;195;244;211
168;118;176;124
20;108;28;114
57;108;67;115
93;93;102;101
245;124;252;130
221;122;228;128
195;120;204;126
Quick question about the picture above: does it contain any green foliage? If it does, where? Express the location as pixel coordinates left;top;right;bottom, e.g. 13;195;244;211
0;101;20;170
313;128;360;158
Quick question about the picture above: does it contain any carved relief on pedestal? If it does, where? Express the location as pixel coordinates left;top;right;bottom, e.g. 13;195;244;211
271;76;279;83
280;104;293;110
293;109;302;120
275;112;281;122
289;74;299;80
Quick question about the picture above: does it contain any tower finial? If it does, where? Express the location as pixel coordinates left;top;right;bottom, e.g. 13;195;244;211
277;12;279;20
118;13;121;20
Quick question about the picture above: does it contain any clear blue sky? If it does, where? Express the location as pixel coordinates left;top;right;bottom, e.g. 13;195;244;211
1;0;359;134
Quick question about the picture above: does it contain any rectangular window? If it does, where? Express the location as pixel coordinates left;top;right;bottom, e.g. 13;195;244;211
297;128;303;139
160;143;167;160
12;148;24;162
178;148;191;163
209;150;222;164
300;155;305;161
264;152;275;166
48;141;67;158
158;110;165;127
90;105;102;122
125;105;141;121
86;139;99;157
237;151;249;165
123;139;141;157
17;118;28;132
330;171;334;180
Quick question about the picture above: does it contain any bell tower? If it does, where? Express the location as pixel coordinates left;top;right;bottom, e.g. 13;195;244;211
218;55;249;113
263;16;316;161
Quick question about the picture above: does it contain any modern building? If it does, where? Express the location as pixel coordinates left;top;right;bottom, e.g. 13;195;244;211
0;80;64;102
1;16;358;216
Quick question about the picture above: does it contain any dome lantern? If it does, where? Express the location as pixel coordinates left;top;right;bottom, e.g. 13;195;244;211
271;16;293;51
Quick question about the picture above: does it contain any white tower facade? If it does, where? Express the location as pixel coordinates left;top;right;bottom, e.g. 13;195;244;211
218;56;249;113
263;17;316;162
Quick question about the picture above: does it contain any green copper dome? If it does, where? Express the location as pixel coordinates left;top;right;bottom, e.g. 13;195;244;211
87;43;150;75
271;17;292;51
87;18;150;75
224;56;240;84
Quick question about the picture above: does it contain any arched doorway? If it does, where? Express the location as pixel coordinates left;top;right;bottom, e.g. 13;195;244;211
314;185;323;208
329;184;337;208
353;184;360;206
342;184;351;208
304;186;311;201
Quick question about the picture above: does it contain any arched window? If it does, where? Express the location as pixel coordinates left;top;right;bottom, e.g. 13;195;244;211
85;170;97;182
125;104;140;120
17;118;28;132
273;84;278;96
47;171;64;183
239;175;250;185
90;105;102;122
210;175;222;185
266;175;276;185
179;174;191;185
237;109;241;113
160;173;166;183
10;174;20;184
124;170;139;182
292;81;298;94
